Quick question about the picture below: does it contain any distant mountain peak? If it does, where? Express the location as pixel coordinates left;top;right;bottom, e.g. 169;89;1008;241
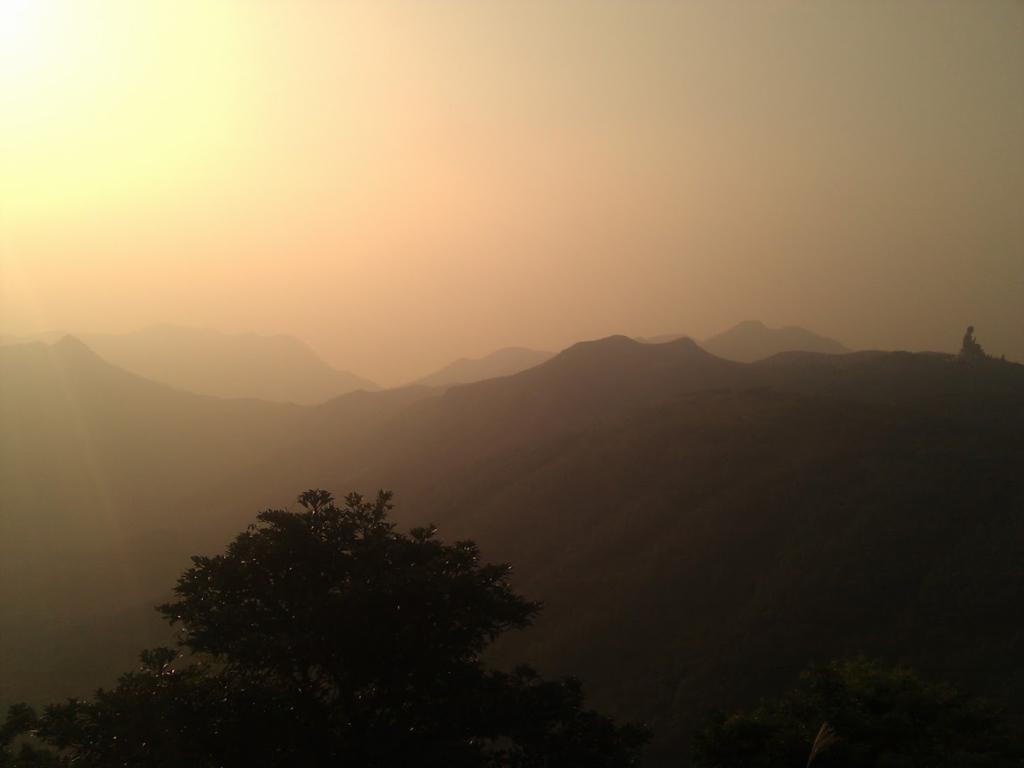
703;321;849;363
412;346;552;388
663;335;705;352
559;333;705;358
50;334;103;359
535;334;721;382
560;334;640;353
72;327;377;404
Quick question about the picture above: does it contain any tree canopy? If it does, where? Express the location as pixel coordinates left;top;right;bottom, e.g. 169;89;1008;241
4;490;647;767
692;658;1024;768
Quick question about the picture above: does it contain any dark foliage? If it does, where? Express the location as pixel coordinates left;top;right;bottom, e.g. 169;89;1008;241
0;705;61;767
12;491;646;767
692;658;1024;768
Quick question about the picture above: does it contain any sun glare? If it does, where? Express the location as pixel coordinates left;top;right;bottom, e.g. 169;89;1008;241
0;0;63;91
1;0;248;229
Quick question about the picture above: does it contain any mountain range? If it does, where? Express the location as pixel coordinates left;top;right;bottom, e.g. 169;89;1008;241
0;320;852;404
2;329;1021;765
641;319;849;361
1;326;379;404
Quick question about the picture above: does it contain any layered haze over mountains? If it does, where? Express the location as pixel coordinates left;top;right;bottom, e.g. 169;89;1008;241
0;320;857;402
1;1;1021;764
1;326;377;404
641;320;850;361
3;323;1022;763
410;347;553;388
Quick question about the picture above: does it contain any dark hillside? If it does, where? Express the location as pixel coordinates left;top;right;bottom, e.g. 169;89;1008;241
0;339;428;705
364;389;1024;763
3;334;1023;765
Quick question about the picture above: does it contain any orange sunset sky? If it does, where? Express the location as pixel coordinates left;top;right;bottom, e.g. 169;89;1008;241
1;0;1021;383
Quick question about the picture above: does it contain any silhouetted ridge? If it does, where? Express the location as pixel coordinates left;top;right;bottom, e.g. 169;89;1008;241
0;335;109;373
703;320;849;361
748;347;1024;415
77;326;378;404
555;333;642;355
412;334;746;464
4;335;238;400
1;336;129;391
50;334;97;356
641;321;850;361
412;347;552;388
535;333;716;372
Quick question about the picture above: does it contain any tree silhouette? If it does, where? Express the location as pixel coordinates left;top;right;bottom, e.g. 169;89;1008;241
692;658;1023;768
9;491;647;767
1;704;62;767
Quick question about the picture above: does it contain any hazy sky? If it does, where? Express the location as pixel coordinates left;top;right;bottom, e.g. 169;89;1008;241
2;0;1021;384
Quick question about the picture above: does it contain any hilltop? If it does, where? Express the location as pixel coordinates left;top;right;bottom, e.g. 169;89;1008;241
65;326;376;404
